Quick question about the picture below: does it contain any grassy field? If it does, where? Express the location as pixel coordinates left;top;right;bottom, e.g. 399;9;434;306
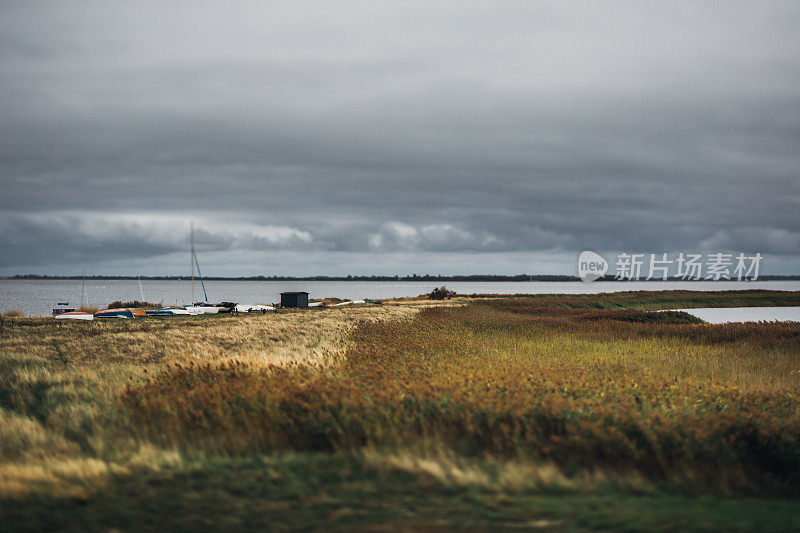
1;291;799;531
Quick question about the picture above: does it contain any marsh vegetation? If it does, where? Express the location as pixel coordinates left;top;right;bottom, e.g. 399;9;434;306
0;291;799;531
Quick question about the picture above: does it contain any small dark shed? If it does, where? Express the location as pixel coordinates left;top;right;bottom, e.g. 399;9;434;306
280;291;309;308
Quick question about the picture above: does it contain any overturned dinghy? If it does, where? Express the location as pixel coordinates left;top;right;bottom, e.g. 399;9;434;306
55;311;94;320
185;305;224;314
94;308;146;319
235;304;274;313
334;300;365;307
145;308;192;317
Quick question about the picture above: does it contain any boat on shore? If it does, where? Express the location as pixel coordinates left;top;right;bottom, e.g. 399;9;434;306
235;304;274;313
94;308;147;319
55;311;94;320
185;302;236;314
145;308;192;317
185;305;223;314
334;300;366;306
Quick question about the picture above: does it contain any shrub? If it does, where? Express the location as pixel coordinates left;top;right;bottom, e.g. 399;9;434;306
107;300;161;309
77;306;99;314
429;286;456;300
1;309;25;318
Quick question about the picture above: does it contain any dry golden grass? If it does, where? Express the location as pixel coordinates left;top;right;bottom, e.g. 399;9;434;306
2;291;799;504
120;294;800;494
0;300;457;368
0;443;183;500
360;447;653;494
0;300;459;498
0;457;112;500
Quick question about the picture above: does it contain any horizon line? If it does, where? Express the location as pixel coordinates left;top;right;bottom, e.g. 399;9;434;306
3;274;800;282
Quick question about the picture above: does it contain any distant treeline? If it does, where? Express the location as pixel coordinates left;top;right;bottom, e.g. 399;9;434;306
5;274;800;281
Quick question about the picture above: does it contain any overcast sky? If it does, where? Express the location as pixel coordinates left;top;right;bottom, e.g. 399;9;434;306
1;1;798;276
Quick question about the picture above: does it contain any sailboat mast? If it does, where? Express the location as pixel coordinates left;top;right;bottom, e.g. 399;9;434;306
194;250;209;302
190;222;195;304
81;268;88;308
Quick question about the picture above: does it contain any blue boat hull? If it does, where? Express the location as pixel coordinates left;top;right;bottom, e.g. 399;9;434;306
146;309;175;317
94;310;134;318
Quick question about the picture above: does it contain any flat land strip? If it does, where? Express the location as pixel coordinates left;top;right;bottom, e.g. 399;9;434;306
1;290;799;531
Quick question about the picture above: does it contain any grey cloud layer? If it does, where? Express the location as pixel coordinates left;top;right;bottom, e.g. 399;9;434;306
1;1;798;274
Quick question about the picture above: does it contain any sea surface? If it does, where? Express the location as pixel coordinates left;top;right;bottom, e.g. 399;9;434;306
1;279;799;316
675;306;800;324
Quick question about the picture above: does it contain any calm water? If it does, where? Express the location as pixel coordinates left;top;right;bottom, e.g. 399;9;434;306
675;306;800;324
1;279;799;316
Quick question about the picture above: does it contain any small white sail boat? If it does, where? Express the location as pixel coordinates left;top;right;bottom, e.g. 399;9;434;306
186;222;213;310
53;270;91;316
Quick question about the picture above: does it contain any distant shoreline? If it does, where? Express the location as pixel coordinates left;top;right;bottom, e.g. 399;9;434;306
3;275;799;282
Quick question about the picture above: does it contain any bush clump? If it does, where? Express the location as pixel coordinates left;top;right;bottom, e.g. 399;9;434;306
107;300;161;310
429;286;456;300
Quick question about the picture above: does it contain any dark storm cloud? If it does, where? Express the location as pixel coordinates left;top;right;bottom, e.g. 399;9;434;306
1;1;799;274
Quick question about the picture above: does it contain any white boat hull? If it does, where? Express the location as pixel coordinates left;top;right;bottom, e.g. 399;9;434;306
55;312;94;320
235;304;274;313
163;308;192;315
185;306;223;314
334;300;365;306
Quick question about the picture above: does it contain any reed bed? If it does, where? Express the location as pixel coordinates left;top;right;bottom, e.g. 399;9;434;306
123;293;800;494
1;290;799;530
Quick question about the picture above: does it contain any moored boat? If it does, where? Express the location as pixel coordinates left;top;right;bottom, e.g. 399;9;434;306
53;302;76;315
